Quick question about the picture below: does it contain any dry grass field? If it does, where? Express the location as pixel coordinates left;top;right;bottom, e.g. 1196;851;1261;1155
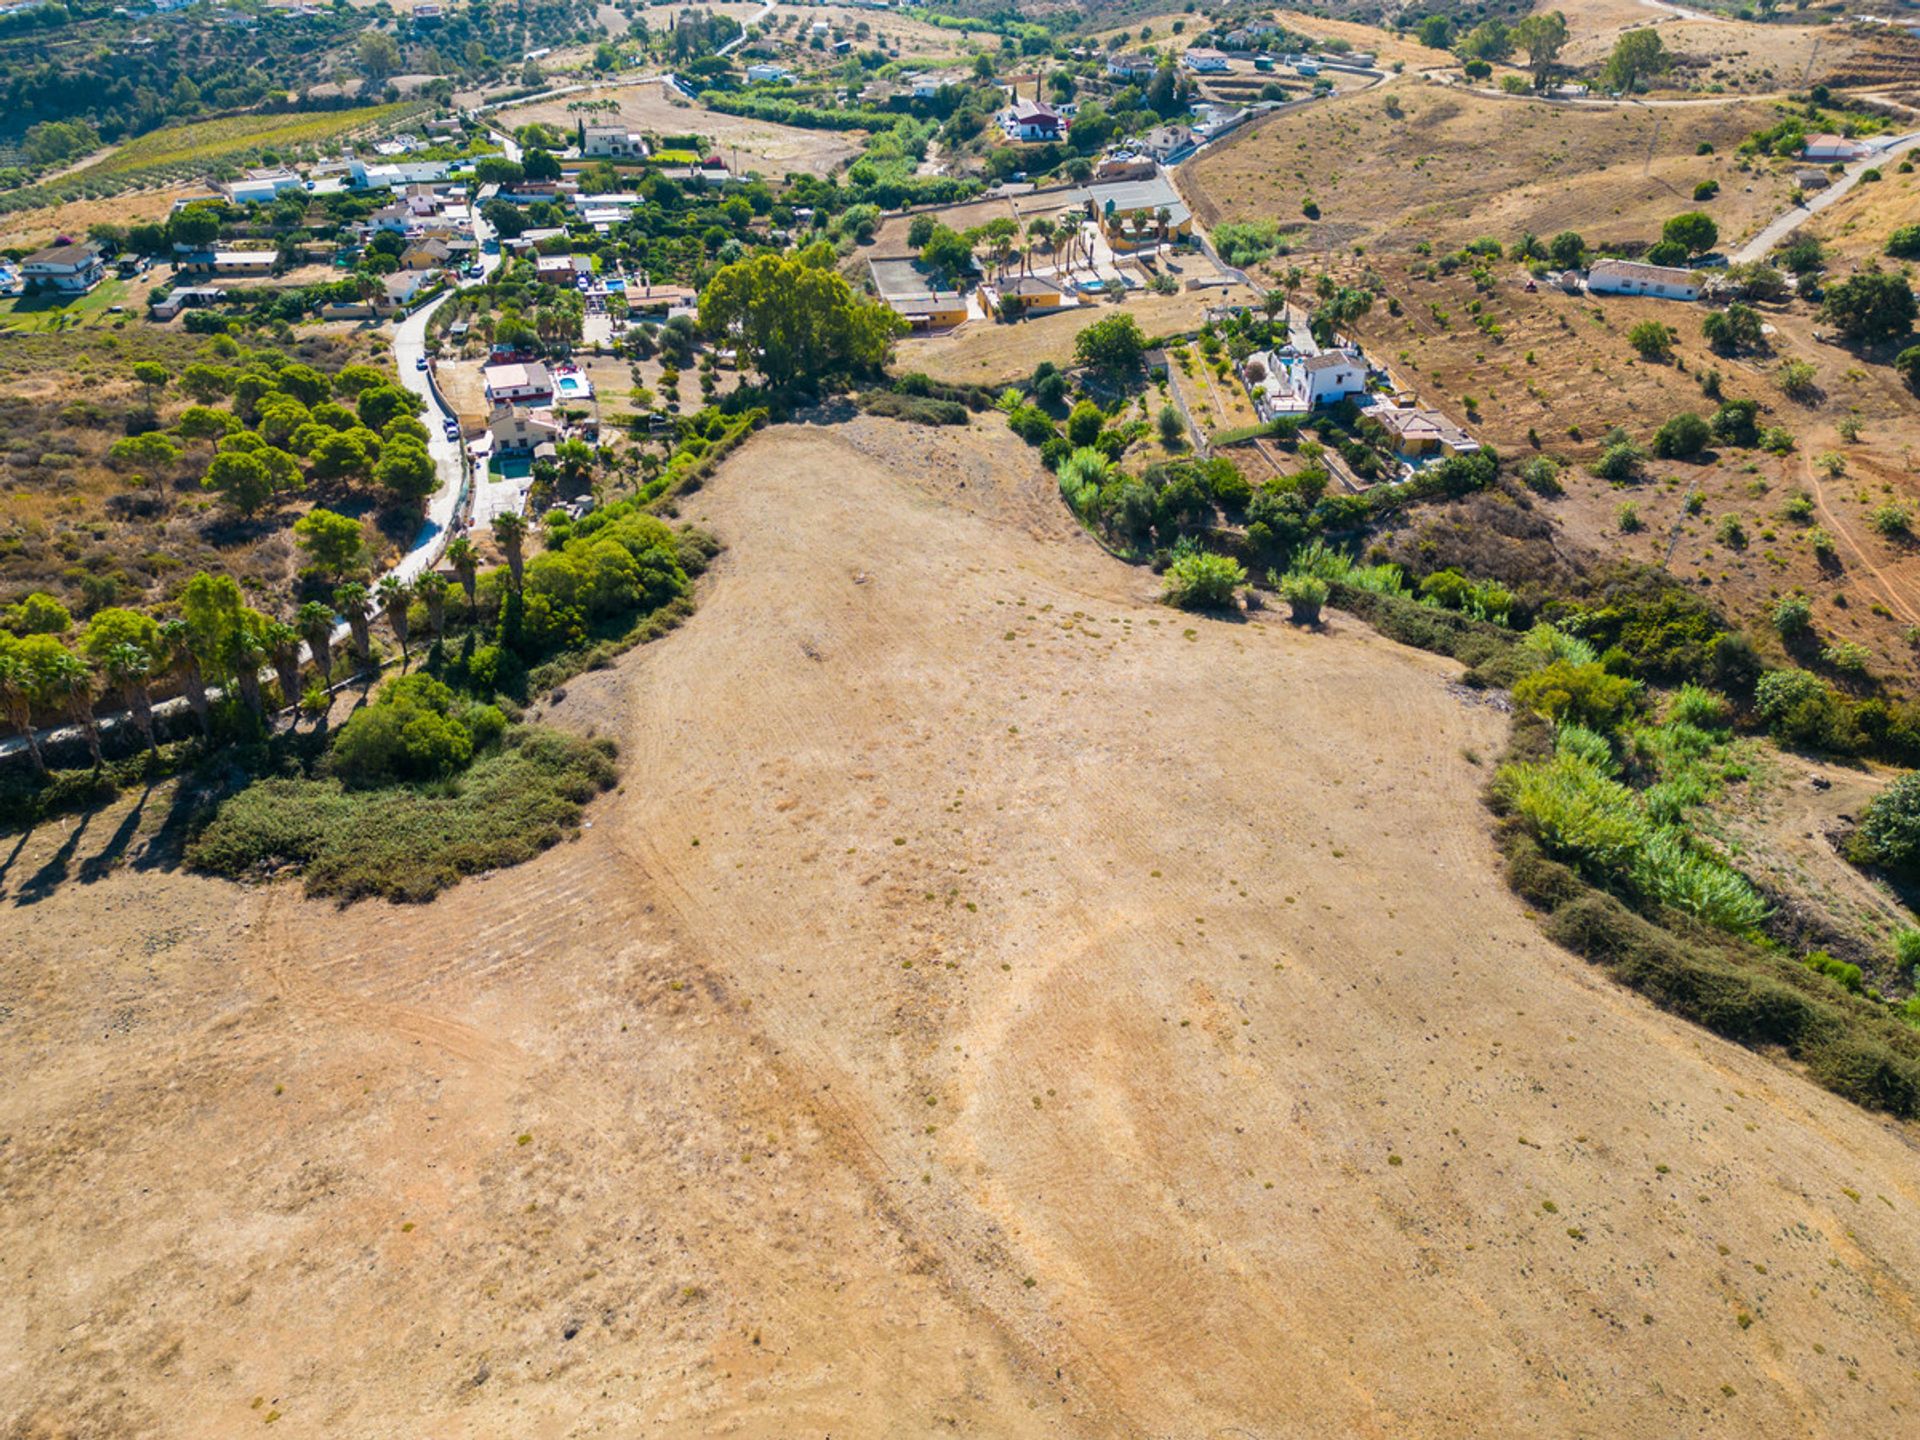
494;82;862;178
894;283;1260;384
1183;81;1793;255
7;414;1920;1437
1807;158;1920;264
1551;2;1920;94
0;185;209;253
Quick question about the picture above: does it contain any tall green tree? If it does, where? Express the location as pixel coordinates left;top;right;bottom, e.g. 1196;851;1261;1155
103;642;157;752
1510;11;1568;89
492;513;529;593
157;618;211;736
698;251;904;389
38;644;101;769
376;575;413;665
0;648;46;776
445;536;480;615
1602;29;1668;94
297;601;336;695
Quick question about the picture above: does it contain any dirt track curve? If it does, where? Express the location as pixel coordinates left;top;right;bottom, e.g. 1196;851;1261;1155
4;416;1918;1438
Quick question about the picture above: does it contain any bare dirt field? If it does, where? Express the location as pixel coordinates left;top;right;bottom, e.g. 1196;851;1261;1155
1184;81;1792;255
6;414;1920;1437
494;82;862;179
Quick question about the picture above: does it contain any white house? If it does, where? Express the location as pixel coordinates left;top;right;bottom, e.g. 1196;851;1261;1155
484;361;554;405
1300;350;1365;407
221;169;306;205
906;71;945;99
1002;98;1066;142
1801;134;1870;163
1244;346;1367;416
582;125;648;159
745;63;791;83
487;405;564;456
348;158;451;190
1106;53;1158;81
1183;48;1231;74
1586;258;1702;301
21;241;106;294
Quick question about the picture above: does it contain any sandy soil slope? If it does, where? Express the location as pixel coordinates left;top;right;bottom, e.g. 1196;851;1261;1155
4;416;1918;1438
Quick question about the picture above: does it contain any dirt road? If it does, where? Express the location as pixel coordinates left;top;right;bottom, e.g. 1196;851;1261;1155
4;417;1919;1437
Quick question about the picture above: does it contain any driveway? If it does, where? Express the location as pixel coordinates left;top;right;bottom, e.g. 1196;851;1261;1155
1732;131;1920;263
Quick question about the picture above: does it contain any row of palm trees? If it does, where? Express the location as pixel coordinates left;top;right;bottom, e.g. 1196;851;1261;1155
0;512;533;780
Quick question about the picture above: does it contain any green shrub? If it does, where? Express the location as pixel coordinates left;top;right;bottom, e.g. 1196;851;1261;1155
1517;454;1563;496
1628;320;1674;361
1867;503;1911;540
1278;572;1328;623
1512;660;1639;730
1855;771;1920;874
188;727;618;902
1056;446;1111;516
862;391;969;425
1755;668;1856;750
1593;440;1644;481
1653;411;1711;459
1666;683;1730;731
1805;950;1864;993
327;673;499;787
1162;549;1245;609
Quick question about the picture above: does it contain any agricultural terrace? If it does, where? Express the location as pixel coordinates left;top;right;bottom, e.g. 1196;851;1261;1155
1182;85;1793;257
0;104;428;216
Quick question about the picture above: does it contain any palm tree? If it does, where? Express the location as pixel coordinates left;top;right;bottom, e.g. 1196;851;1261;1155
158;618;211;737
42;647;101;769
296;601;335;696
492;512;528;592
445;536;479;616
376;574;412;665
104;642;158;753
264;621;303;711
1262;288;1287;324
0;651;46;777
415;571;448;641
336;583;373;668
227;625;266;721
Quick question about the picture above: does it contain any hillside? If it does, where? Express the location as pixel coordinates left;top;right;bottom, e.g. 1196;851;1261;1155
6;417;1920;1436
1182;82;1793;255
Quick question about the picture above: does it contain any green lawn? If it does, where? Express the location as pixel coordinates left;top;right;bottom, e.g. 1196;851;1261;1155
0;278;131;334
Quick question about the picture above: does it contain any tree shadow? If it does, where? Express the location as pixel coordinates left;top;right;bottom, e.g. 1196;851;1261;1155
0;825;32;888
9;808;94;907
76;785;153;885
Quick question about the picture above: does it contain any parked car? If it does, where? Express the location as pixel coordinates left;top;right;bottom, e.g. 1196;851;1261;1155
415;354;429;370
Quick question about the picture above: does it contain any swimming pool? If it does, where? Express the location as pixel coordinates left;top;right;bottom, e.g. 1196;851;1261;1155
553;373;594;400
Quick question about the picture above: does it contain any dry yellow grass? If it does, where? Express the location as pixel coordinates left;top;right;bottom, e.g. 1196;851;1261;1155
1184;81;1792;254
7;416;1920;1436
894;283;1260;384
0;184;206;252
1807;156;1920;264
